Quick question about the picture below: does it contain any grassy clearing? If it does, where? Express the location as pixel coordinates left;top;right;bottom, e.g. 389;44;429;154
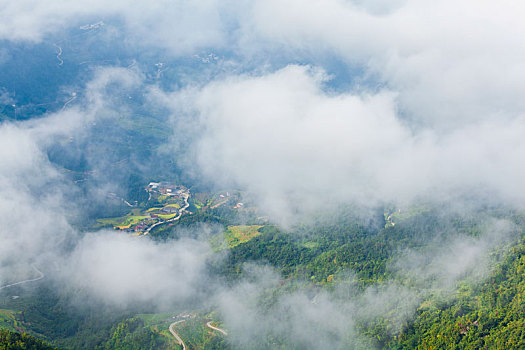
225;225;263;248
147;207;164;212
208;225;264;251
164;203;181;209
158;213;177;220
96;214;149;228
302;241;319;249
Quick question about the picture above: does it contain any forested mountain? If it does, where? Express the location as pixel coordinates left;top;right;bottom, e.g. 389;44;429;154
397;241;525;349
2;1;525;349
4;204;525;349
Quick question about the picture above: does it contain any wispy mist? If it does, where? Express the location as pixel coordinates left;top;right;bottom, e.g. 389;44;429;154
2;0;525;348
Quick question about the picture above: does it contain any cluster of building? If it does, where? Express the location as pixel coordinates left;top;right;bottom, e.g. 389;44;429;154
147;182;187;198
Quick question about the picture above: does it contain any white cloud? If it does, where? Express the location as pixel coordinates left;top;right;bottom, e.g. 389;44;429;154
4;0;525;132
65;233;210;306
0;122;72;285
0;68;212;310
2;2;525;342
241;0;525;127
392;218;517;291
167;65;525;224
214;265;420;349
187;66;405;221
0;0;229;55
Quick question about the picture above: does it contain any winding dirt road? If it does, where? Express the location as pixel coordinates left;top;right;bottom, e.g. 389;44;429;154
169;320;187;350
61;93;77;110
144;193;189;235
206;321;228;336
0;265;45;290
53;44;63;66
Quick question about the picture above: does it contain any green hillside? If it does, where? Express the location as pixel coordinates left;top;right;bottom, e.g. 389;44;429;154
397;241;525;349
0;329;57;350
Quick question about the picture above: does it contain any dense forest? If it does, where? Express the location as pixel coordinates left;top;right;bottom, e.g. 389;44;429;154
397;240;525;349
2;205;525;349
0;329;57;349
150;205;525;349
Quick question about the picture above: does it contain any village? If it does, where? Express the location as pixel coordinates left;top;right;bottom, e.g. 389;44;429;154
104;182;190;235
96;181;253;235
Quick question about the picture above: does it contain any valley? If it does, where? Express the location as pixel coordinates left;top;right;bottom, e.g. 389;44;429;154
3;192;525;349
1;2;525;349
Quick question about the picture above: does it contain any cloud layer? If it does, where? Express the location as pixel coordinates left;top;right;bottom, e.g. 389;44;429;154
0;0;229;55
163;65;525;224
2;1;525;347
0;69;209;310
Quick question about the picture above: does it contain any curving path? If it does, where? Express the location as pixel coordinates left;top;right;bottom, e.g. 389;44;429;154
206;321;228;336
0;265;45;290
53;44;63;66
144;193;189;235
61;93;77;110
169;320;187;350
